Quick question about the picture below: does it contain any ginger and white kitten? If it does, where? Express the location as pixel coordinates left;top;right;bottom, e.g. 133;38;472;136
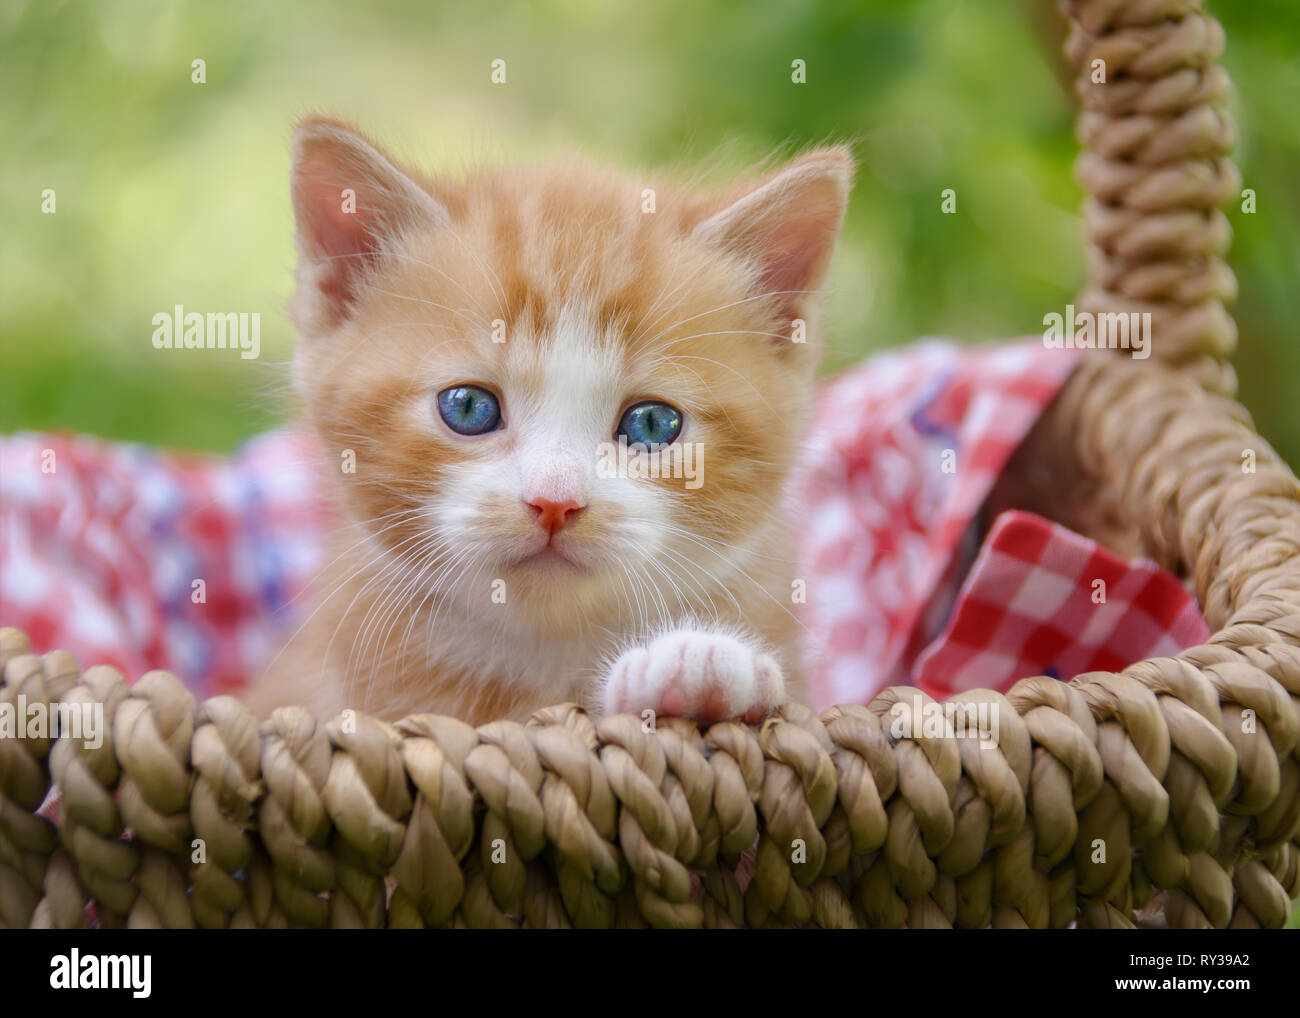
246;118;852;727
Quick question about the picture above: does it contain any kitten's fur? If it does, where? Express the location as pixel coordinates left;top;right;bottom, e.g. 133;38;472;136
246;118;852;727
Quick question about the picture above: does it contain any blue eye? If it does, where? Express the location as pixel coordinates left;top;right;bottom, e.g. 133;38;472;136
617;401;683;449
437;385;502;435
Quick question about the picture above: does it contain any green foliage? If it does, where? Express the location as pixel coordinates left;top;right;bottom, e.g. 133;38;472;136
0;0;1296;462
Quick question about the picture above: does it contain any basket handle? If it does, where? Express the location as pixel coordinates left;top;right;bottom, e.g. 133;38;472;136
1059;0;1240;395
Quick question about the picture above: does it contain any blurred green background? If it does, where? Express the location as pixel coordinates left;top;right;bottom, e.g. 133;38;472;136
1;0;1297;465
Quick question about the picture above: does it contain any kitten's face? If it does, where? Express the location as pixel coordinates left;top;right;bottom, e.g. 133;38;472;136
290;121;851;635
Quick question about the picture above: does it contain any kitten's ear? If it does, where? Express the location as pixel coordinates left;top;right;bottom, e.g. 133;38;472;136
691;147;853;324
290;117;449;331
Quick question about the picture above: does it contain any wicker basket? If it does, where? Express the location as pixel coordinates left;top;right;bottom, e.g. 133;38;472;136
1;0;1297;929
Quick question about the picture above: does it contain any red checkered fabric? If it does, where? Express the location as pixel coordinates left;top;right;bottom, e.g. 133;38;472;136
0;430;329;700
913;509;1210;700
793;338;1208;709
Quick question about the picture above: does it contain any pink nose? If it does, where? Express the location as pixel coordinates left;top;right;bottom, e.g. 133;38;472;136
526;497;583;535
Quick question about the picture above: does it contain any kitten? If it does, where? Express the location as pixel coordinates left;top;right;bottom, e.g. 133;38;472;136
245;117;852;727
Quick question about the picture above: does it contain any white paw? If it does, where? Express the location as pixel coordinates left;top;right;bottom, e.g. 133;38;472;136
601;631;785;724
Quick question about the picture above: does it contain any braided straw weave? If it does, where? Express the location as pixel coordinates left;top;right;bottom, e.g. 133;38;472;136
2;0;1298;928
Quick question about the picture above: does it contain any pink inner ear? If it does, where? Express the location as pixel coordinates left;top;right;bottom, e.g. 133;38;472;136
756;216;837;301
293;146;385;306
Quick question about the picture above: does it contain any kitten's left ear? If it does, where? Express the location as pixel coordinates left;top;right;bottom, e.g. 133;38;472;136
692;147;853;324
290;117;450;332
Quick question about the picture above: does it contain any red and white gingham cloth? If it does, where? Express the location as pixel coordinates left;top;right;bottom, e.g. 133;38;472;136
1;338;1209;706
913;508;1210;700
793;338;1209;710
0;430;328;699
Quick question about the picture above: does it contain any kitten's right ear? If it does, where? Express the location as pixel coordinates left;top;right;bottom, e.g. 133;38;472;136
691;147;852;328
291;118;448;331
